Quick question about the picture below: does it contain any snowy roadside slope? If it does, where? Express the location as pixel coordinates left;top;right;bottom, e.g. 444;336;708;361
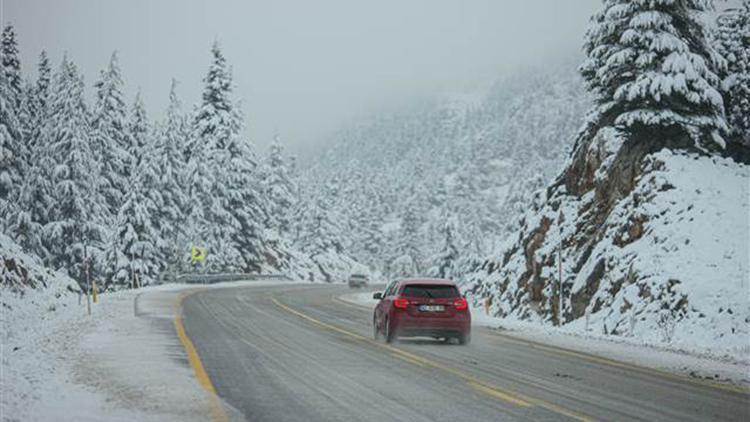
470;149;749;360
1;282;218;421
0;240;250;422
2;273;309;422
564;151;750;354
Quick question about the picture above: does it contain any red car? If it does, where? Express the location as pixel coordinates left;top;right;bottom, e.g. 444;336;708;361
372;278;471;345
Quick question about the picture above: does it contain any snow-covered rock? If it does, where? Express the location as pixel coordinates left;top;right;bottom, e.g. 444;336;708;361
469;149;749;358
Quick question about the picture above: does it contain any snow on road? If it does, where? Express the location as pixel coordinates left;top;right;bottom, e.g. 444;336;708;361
340;290;750;389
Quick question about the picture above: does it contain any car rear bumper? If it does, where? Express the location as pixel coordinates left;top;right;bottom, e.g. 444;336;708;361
392;313;470;337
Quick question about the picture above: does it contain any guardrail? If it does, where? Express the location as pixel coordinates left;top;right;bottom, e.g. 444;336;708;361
163;273;293;285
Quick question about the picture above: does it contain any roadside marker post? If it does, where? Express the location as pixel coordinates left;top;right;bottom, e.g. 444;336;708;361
131;250;136;289
557;210;564;327
84;240;91;316
92;280;98;303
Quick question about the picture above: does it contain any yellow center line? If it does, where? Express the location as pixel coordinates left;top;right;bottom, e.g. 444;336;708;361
174;291;228;422
467;380;531;408
271;297;592;421
390;352;427;367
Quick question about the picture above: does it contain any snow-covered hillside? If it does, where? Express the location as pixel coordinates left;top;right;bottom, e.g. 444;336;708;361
0;25;363;290
467;0;750;355
468;149;749;355
305;64;591;277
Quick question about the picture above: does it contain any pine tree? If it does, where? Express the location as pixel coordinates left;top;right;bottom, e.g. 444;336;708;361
7;52;53;256
0;60;20;228
91;51;131;217
187;42;267;272
579;0;727;147
23;51;51;160
110;140;162;288
264;134;295;235
1;25;22;109
392;200;422;275
128;91;149;170
183;134;214;272
715;2;750;146
195;42;238;151
153;79;188;273
294;192;344;256
428;215;459;280
43;56;105;284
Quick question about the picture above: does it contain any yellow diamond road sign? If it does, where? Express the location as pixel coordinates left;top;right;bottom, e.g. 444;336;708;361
191;246;206;262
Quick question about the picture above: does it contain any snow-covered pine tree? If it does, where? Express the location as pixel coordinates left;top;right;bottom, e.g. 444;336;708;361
195;42;237;151
264;134;295;235
0;57;20;229
715;2;750;147
294;191;345;256
90;51;131;217
6;52;53;256
153;79;188;274
1;24;22;109
109;137;162;288
128;91;149;170
21;51;51;162
43;56;105;285
428;214;459;280
358;211;384;270
579;0;727;148
392;199;422;276
188;42;266;272
183;132;214;272
33;51;51;122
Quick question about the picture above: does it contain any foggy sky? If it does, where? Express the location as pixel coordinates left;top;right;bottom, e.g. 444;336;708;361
2;0;602;157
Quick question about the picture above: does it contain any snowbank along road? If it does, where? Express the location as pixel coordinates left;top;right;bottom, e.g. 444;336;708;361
172;283;749;422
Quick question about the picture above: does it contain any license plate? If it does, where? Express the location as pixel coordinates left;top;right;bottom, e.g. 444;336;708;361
418;305;445;312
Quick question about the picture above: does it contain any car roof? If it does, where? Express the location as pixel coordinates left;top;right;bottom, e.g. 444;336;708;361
397;278;456;286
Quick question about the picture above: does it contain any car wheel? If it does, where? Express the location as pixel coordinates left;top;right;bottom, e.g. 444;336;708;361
458;333;471;345
373;317;381;340
384;318;396;343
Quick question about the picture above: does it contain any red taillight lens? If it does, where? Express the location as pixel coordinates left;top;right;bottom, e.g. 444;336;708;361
393;297;409;309
454;298;468;310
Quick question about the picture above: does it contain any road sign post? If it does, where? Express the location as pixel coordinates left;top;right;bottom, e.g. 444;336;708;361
191;246;206;262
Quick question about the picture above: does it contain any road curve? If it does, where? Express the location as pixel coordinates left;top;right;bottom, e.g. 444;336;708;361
181;283;749;422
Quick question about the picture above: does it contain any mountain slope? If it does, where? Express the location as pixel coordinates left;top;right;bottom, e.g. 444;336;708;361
467;145;749;354
305;64;591;276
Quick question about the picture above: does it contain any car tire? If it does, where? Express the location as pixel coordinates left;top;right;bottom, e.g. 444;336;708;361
373;317;381;340
384;318;396;343
458;333;471;345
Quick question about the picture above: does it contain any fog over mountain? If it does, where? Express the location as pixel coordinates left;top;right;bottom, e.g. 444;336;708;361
3;0;601;154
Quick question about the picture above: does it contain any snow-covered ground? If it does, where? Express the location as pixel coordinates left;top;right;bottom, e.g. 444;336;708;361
1;278;307;422
2;284;208;422
339;291;750;389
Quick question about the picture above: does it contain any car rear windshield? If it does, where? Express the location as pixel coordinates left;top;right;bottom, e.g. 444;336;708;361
401;284;459;298
351;274;367;279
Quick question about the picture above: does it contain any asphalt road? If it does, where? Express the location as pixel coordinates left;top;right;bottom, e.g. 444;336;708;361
181;283;749;421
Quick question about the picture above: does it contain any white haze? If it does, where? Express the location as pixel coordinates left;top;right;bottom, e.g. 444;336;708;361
3;0;602;156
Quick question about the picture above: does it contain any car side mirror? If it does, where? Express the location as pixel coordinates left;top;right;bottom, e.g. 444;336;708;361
373;292;383;300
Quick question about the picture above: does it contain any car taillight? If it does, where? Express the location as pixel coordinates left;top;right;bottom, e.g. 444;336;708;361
393;297;409;309
454;298;468;310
